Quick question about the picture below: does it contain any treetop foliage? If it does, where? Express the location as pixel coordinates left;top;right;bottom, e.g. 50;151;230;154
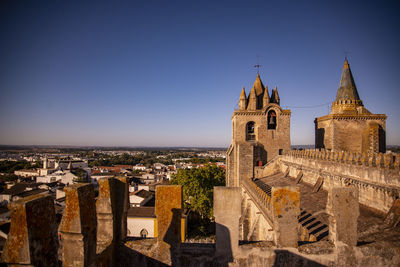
170;164;225;219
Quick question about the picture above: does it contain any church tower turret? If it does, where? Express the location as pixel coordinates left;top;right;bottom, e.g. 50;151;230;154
247;87;257;110
239;88;247;110
263;86;270;108
315;58;387;153
271;86;280;105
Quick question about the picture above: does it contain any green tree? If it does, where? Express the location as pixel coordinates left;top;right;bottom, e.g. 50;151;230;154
170;164;225;219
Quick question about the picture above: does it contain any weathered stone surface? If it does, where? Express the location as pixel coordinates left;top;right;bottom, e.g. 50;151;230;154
214;187;241;259
327;187;359;247
271;186;300;247
59;183;96;267
96;177;128;253
2;193;58;266
295;170;303;184
312;176;324;193
114;177;129;241
384;199;400;228
155;185;182;253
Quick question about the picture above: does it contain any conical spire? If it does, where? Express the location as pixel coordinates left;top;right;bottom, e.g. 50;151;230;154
247;86;257;110
273;86;280;105
263;86;270;108
239;87;247;110
270;86;280;105
335;58;361;101
252;73;265;96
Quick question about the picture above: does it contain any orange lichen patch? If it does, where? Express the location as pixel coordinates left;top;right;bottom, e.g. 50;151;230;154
2;193;51;264
60;186;81;233
155;186;182;248
98;178;111;198
272;188;300;216
3;202;29;264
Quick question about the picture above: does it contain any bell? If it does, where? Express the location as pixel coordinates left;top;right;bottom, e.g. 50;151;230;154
269;116;274;124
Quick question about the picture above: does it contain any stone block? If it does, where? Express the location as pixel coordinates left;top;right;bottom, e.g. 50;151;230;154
96;177;128;254
312;176;324;193
384;199;400;228
214;187;241;259
2;193;58;266
271;186;300;247
59;183;96;267
114;176;129;241
155;185;182;251
295;171;303;184
327;187;359;247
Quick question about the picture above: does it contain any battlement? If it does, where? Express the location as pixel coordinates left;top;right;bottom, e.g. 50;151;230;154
286;149;400;171
277;150;400;213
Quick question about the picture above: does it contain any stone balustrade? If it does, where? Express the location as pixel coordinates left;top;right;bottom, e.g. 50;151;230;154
240;178;300;247
280;150;400;213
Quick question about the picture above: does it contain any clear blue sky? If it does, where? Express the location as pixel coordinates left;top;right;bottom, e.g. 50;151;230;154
1;0;399;147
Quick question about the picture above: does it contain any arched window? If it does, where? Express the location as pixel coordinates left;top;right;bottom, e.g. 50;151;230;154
267;110;277;130
140;229;148;238
246;121;255;141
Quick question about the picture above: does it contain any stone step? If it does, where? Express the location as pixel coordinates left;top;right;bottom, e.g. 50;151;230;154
298;208;329;242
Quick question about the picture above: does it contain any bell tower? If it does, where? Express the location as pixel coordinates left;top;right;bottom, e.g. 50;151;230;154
226;74;291;187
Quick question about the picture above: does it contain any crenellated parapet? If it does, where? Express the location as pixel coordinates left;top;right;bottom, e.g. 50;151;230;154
285;149;400;172
279;149;400;213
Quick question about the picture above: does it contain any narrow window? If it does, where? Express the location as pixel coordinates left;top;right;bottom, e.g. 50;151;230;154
279;149;283;155
140;229;148;238
246;122;255;141
267;110;277;130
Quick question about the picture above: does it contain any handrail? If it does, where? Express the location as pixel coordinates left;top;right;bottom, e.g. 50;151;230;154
240;177;273;225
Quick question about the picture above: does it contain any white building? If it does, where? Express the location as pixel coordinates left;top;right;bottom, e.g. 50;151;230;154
36;170;77;185
127;207;156;238
129;190;154;207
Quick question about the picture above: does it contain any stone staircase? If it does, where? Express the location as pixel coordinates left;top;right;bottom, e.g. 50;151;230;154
299;208;329;242
254;178;329;243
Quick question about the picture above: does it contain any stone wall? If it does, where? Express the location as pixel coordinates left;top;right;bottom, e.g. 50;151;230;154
315;116;386;154
2;180;400;266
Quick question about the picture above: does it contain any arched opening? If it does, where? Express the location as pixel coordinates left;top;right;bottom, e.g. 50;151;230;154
246;121;255;141
140;229;148;238
267;110;277;130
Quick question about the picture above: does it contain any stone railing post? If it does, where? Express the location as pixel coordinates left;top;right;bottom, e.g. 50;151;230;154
214;187;241;261
1;194;58;266
59;183;96;267
155;185;183;265
326;187;359;247
271;186;300;247
96;177;129;266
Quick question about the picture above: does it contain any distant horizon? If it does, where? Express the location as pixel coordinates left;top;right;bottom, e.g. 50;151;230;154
1;144;399;150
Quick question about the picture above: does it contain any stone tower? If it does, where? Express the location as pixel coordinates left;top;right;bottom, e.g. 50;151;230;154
314;58;386;153
226;74;291;187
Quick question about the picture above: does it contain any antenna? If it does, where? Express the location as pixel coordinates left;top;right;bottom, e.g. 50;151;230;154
254;54;261;74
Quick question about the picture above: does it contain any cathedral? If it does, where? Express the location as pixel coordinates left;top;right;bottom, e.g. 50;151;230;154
227;58;387;187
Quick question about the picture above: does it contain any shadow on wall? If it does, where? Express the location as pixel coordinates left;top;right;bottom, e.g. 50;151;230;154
215;222;233;264
273;250;327;267
315;127;325;150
